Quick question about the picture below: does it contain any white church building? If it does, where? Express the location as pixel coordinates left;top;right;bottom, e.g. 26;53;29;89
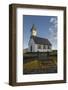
28;24;52;52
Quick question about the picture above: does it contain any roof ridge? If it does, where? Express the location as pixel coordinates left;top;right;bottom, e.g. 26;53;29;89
33;36;48;40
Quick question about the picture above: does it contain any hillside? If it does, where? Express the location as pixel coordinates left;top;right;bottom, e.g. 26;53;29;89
23;50;57;74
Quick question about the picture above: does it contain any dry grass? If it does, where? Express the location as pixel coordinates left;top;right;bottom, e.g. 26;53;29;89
23;51;57;74
23;55;57;74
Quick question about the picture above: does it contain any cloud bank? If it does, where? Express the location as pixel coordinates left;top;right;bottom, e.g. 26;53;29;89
49;17;57;49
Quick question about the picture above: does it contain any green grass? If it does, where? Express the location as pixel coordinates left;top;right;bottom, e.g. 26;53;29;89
24;50;57;57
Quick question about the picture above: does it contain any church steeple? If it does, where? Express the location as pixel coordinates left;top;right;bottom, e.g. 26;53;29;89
31;24;37;36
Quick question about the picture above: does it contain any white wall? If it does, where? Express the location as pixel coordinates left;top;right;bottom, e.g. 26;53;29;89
0;0;68;90
29;38;37;52
37;45;51;52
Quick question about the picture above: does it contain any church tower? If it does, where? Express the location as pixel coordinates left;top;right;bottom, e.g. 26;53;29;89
31;24;37;36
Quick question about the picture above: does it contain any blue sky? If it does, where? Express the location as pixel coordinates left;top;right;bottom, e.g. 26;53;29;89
23;15;57;50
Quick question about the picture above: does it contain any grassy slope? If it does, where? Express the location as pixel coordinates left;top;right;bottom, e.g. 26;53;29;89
23;54;57;74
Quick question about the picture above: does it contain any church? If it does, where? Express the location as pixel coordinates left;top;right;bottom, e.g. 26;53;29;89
28;24;52;52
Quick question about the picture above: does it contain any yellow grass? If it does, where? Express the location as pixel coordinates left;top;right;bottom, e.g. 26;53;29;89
23;60;40;71
23;56;57;72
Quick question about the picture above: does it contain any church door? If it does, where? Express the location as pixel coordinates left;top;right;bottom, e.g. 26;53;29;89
30;46;32;52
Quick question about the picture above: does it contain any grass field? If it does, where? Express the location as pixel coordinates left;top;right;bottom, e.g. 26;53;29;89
23;50;57;74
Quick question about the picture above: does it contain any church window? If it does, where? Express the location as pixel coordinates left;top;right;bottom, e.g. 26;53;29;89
43;45;46;49
38;44;41;49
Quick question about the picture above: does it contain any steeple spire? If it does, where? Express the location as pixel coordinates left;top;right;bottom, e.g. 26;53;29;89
31;24;37;36
31;24;36;31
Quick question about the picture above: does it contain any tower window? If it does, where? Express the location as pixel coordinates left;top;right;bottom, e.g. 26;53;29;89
31;24;37;36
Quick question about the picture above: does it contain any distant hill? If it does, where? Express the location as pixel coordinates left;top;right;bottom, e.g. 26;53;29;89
23;48;28;53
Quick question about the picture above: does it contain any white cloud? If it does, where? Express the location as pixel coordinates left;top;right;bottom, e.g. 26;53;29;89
49;17;57;49
50;17;55;23
50;17;57;24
